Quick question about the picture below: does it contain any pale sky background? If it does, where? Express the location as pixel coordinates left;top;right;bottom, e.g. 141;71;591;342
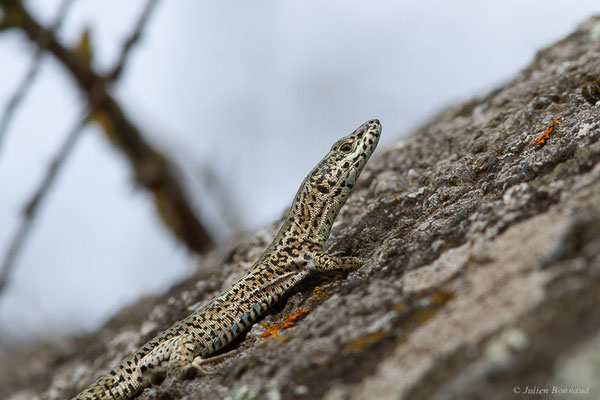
0;1;598;344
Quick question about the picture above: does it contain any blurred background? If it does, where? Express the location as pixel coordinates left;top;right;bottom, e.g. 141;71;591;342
0;0;598;345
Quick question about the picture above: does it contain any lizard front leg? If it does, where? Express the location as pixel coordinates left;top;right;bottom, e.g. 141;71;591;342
307;250;368;272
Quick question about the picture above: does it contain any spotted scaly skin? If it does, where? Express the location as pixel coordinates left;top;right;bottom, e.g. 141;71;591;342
73;119;381;400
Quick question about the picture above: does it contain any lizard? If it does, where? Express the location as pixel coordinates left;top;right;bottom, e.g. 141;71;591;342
72;118;381;400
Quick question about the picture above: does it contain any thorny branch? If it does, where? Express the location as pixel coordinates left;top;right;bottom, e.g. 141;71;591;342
0;0;213;295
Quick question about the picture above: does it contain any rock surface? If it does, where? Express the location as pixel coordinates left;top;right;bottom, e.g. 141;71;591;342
2;16;600;400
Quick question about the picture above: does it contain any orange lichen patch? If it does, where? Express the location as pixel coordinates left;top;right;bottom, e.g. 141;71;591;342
341;289;455;355
343;330;384;354
534;118;561;145
310;284;331;305
260;286;334;340
430;289;454;305
412;289;455;325
261;307;310;338
416;307;441;325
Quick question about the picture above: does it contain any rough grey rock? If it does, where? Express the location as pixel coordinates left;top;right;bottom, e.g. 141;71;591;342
2;16;600;400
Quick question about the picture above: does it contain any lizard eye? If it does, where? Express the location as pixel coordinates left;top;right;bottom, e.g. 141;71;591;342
339;143;353;153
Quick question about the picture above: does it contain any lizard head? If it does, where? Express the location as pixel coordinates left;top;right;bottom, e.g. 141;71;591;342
296;119;381;244
309;118;381;193
328;118;381;188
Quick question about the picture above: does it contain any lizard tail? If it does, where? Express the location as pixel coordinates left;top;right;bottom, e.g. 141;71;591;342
72;356;145;400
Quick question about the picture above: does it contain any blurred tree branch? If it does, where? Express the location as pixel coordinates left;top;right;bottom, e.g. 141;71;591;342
0;0;214;294
0;0;75;151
